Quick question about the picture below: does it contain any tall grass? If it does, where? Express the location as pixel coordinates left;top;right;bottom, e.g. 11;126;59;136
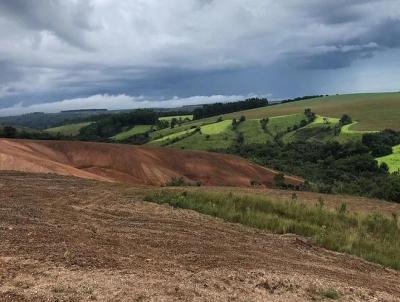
145;191;400;270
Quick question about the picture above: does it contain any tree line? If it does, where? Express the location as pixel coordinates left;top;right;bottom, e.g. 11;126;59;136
78;109;158;139
193;98;268;120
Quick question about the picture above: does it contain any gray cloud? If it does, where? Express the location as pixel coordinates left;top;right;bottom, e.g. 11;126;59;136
0;0;399;113
0;0;96;50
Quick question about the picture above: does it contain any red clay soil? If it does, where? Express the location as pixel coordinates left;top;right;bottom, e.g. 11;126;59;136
0;139;301;187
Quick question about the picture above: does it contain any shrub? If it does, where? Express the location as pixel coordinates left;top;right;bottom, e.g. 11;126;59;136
274;173;286;188
165;177;187;186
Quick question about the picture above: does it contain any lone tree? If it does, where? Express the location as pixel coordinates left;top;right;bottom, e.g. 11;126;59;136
304;108;316;123
274;173;286;188
232;118;238;130
339;114;352;126
3;126;17;138
235;132;244;146
170;118;178;129
260;118;269;131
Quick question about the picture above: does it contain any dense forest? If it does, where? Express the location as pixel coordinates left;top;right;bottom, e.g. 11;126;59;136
224;133;400;202
193;98;268;119
79;109;158;139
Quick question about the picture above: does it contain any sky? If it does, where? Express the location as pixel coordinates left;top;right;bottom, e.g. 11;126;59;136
0;0;399;116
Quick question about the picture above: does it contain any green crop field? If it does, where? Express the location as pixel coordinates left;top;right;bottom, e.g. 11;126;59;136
221;93;400;131
140;94;400;150
283;123;334;143
160;119;236;150
282;115;340;144
268;114;306;136
149;118;217;141
313;116;340;125
112;125;153;141
171;128;237;150
151;128;197;144
377;145;400;174
45;122;92;136
159;115;193;121
201;120;232;135
237;119;271;144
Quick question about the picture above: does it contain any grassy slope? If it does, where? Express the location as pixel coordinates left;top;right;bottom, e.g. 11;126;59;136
144;93;399;148
268;114;305;136
171;130;237;150
146;190;400;270
45;122;92;136
221;93;400;131
282;115;337;143
283;115;376;144
377;145;400;174
148;117;217;141
148;118;235;149
149;128;197;146
171;120;236;150
237;119;270;144
201;120;232;135
112;125;153;141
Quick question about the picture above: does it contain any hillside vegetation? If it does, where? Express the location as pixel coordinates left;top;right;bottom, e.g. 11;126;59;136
377;145;400;174
45;122;92;136
221;93;400;131
147;190;400;270
112;125;153;141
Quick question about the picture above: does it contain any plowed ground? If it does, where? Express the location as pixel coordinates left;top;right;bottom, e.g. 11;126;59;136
1;172;400;301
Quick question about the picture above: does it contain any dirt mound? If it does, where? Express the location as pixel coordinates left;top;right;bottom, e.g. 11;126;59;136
0;139;301;187
1;172;399;301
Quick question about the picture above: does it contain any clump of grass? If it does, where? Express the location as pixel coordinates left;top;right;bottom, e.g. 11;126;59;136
145;191;400;270
307;286;340;300
164;177;202;187
322;288;340;300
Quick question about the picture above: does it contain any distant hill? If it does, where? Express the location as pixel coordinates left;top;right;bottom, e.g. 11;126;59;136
0;110;109;130
219;93;400;131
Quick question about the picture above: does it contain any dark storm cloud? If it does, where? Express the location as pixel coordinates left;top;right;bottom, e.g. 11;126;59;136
302;17;400;69
0;0;399;114
0;0;96;50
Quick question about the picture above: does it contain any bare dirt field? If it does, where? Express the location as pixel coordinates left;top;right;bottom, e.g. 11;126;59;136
1;172;400;302
0;139;301;187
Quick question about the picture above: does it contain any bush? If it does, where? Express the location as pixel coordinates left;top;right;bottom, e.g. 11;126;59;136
339;114;352;125
165;177;187;186
274;173;286;188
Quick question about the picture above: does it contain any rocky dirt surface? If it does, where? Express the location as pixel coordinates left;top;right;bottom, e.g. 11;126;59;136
1;172;400;302
0;139;302;187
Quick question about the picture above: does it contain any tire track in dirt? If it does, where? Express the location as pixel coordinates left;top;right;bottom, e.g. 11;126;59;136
0;172;399;301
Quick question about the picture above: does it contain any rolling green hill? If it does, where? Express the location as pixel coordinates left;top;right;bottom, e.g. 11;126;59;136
36;93;400;152
45;122;92;136
112;125;153;141
220;93;400;131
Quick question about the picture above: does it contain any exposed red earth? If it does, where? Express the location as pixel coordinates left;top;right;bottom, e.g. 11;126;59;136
0;139;302;187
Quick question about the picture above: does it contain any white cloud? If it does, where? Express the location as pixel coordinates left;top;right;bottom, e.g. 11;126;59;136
0;94;252;116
